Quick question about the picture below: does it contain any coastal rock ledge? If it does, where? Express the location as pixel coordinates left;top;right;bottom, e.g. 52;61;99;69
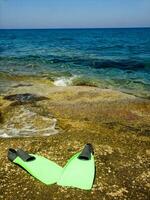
0;83;150;200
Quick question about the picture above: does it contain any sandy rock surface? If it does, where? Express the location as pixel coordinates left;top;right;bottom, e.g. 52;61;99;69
0;78;150;200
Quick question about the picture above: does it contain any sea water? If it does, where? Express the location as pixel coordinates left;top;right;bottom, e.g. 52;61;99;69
0;28;150;98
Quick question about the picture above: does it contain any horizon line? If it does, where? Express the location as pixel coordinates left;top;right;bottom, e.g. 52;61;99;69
0;26;150;30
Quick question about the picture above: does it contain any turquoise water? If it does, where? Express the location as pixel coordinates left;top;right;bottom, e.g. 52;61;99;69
0;28;150;98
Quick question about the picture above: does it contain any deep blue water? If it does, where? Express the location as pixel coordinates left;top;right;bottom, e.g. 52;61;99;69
0;28;150;98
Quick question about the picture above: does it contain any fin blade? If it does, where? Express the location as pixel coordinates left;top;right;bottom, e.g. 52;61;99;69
14;154;62;185
57;152;95;190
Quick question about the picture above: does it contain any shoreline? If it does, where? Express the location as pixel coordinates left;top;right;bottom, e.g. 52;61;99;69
0;72;150;100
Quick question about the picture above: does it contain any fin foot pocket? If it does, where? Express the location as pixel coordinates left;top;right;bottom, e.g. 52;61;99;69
8;148;17;162
78;143;94;160
17;149;35;161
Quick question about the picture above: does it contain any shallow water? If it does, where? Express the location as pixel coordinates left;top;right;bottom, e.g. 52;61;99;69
0;28;150;97
0;106;58;138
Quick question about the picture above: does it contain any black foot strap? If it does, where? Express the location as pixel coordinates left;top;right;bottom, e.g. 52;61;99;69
78;143;94;160
17;149;35;161
8;148;18;162
8;148;35;162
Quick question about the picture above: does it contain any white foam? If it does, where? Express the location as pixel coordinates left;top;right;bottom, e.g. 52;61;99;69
53;75;78;87
54;78;68;86
0;132;11;138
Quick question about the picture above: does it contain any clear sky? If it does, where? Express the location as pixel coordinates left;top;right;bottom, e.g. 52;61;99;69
0;0;150;29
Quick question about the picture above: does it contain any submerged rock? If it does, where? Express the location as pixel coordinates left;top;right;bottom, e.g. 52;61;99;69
4;93;48;105
13;83;33;88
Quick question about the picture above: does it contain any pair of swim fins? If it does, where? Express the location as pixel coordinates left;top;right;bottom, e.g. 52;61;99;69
8;144;95;190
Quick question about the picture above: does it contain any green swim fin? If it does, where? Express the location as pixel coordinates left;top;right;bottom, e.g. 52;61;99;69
57;144;95;190
8;148;62;185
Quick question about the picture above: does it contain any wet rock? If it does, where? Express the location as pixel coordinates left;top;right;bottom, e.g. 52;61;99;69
13;83;33;88
4;93;48;105
0;112;3;123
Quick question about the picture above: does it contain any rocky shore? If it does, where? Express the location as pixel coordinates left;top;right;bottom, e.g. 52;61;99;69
0;77;150;200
